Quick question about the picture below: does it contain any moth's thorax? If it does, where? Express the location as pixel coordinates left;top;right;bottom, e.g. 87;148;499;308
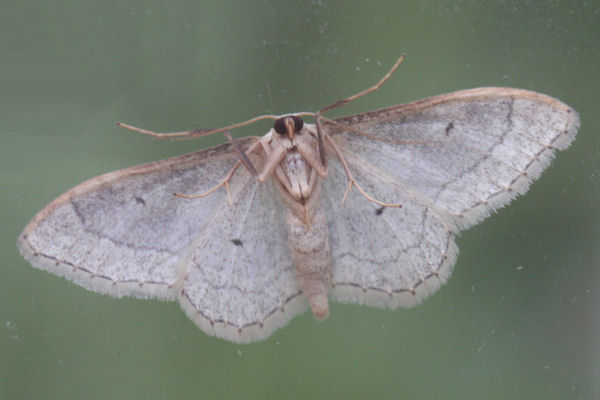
277;150;317;200
270;127;320;203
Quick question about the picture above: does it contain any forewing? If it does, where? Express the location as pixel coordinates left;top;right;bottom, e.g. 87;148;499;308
18;138;257;300
329;87;579;228
178;177;305;343
323;157;458;308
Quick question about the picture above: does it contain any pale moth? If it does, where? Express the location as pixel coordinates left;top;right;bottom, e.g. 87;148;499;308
18;56;579;343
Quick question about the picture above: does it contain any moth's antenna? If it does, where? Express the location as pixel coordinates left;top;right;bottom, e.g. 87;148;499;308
313;55;406;170
116;114;283;141
318;54;406;114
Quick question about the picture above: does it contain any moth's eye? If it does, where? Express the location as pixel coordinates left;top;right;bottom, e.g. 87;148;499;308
273;118;287;135
273;116;304;135
292;116;304;131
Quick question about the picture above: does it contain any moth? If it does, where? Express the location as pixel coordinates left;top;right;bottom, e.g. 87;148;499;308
18;56;579;342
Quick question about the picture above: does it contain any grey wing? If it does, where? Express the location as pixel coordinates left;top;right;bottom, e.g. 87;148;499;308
329;87;579;229
323;157;458;308
18;137;305;342
178;177;305;343
18;139;259;300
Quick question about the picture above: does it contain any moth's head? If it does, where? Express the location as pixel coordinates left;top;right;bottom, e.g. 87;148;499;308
273;115;304;140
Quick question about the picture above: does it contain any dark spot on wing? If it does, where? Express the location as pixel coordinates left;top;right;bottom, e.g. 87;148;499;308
445;121;455;136
135;197;146;205
231;239;243;246
375;206;385;215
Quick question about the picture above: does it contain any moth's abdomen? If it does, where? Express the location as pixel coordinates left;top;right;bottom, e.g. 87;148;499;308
285;202;331;320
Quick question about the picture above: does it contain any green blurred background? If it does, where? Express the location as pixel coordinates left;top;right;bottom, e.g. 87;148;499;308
1;1;598;399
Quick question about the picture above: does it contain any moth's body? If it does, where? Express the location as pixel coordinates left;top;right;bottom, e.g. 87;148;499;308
262;119;332;319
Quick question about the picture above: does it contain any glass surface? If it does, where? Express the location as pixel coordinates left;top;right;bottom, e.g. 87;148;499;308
1;1;598;399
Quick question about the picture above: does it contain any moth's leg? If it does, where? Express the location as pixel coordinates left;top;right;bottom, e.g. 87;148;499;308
315;115;328;169
116;114;282;140
224;132;258;176
258;136;275;156
318;54;405;114
295;138;327;178
174;160;241;205
175;139;264;204
257;143;287;182
259;138;304;194
324;133;402;208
